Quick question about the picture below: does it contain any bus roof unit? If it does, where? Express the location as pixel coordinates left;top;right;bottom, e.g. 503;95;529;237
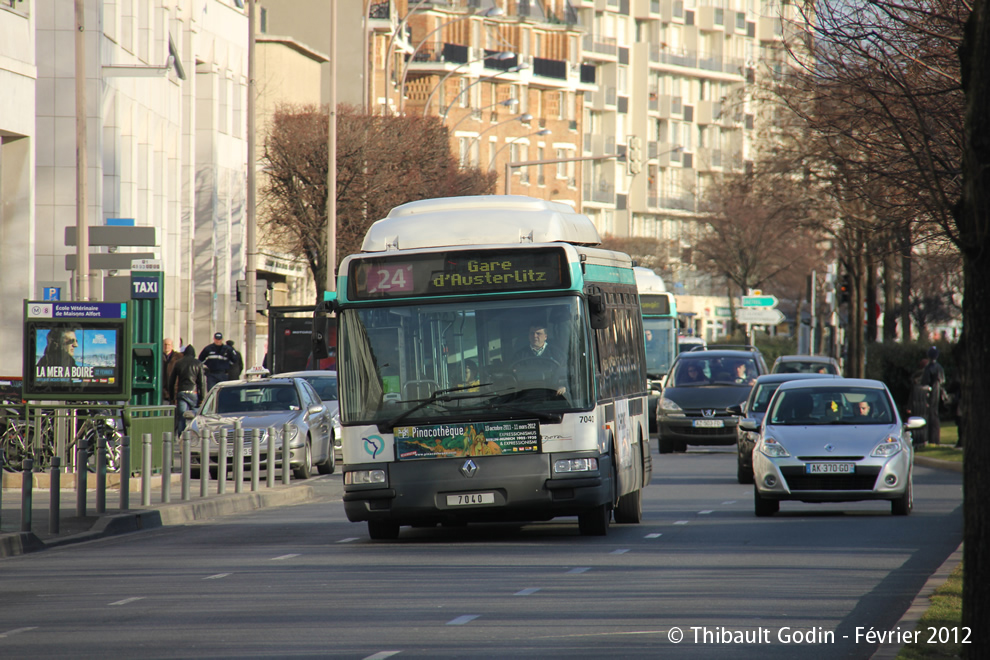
634;266;667;293
361;195;602;252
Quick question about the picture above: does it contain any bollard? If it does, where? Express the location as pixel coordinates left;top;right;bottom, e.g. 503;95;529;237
200;428;210;498
181;431;191;501
0;452;5;528
282;423;291;485
218;430;228;495
95;435;107;515
234;421;244;494
76;436;88;517
120;436;130;511
49;457;61;535
141;434;152;506
267;426;276;489
20;458;34;532
250;428;260;492
162;432;173;504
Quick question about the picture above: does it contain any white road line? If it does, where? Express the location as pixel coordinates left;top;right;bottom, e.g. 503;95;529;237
204;573;230;580
674;520;689;525
610;549;630;555
699;510;713;515
645;533;663;538
271;554;300;561
566;567;591;574
722;500;737;505
109;597;145;606
446;615;479;626
515;588;541;596
338;537;360;543
0;627;38;638
363;652;402;660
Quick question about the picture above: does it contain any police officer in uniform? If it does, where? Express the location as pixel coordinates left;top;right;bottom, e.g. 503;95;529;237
199;332;235;392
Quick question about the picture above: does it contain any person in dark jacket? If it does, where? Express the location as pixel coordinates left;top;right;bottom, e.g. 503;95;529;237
225;340;244;380
162;338;184;404
199;332;235;391
921;346;946;445
168;345;208;436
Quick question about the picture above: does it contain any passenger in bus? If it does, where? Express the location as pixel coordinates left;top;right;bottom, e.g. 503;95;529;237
459;359;481;392
512;323;567;395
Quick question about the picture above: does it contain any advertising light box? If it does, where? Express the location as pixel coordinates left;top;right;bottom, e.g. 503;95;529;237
22;301;132;401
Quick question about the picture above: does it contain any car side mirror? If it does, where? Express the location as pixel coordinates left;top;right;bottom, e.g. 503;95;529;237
739;418;758;432
309;404;325;415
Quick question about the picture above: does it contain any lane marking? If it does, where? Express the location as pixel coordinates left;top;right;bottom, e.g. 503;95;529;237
674;520;689;525
446;615;479;626
109;597;145;606
515;588;541;596
271;554;300;561
645;533;663;539
699;510;713;515
566;567;591;574
722;500;737;505
363;652;402;660
204;573;230;580
0;627;38;638
610;549;630;555
338;538;360;543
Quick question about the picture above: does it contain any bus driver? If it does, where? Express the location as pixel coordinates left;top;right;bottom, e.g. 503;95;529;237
512;323;567;395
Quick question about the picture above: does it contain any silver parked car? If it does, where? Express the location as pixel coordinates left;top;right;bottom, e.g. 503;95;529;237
745;378;925;517
771;354;841;375
185;376;335;479
271;370;341;464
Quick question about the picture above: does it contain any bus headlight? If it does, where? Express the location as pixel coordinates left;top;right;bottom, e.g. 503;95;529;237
345;469;387;485
554;458;598;474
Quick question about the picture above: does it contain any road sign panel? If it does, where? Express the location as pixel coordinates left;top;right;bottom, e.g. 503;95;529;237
736;308;785;325
741;295;779;308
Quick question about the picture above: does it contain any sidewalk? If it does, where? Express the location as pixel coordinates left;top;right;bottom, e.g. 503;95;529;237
0;468;320;558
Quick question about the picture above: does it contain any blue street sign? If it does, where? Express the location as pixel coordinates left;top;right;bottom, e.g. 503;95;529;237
43;287;61;301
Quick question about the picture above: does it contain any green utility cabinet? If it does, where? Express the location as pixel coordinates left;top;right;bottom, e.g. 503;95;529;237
124;405;174;472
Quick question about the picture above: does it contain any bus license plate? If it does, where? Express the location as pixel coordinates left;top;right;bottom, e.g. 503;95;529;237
447;493;495;506
805;463;854;474
693;419;724;428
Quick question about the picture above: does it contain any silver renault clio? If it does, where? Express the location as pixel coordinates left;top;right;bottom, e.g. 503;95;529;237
745;378;926;516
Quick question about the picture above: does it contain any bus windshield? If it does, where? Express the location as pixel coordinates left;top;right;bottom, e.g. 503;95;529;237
338;296;594;426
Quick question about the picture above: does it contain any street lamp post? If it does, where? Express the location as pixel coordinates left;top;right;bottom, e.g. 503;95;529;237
466;113;533;153
396;6;504;113
490;128;551;169
504;153;621;196
422;51;515;116
448;98;517;134
440;64;528;122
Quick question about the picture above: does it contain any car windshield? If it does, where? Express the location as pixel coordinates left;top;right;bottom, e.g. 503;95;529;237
671;356;757;387
775;360;838;375
749;382;783;413
338;296;594;425
208;384;300;414
769;387;893;425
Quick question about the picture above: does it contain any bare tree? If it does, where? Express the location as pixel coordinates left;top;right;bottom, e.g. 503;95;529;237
261;104;497;300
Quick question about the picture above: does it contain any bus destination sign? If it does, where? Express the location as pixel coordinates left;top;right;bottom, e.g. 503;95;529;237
349;248;569;300
639;294;671;315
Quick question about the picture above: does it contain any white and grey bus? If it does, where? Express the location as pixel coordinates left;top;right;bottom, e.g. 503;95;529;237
313;195;652;539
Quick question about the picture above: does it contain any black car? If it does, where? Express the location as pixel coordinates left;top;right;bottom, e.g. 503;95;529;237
731;372;838;483
656;347;768;453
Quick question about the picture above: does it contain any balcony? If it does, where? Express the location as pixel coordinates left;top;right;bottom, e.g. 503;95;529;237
584;181;616;205
696;100;721;124
533;56;567;80
368;0;389;20
582;34;618;59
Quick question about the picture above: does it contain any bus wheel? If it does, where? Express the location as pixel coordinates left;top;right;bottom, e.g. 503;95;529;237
614;488;642;524
368;521;400;540
578;503;610;536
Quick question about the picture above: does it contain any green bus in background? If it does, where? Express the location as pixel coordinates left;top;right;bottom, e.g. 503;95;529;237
634;267;677;435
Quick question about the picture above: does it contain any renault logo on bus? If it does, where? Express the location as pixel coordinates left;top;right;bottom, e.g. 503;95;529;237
461;459;478;478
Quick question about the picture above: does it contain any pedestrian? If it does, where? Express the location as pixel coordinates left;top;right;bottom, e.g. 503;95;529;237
167;345;208;437
921;346;946;446
162;337;183;404
225;340;244;380
199;332;235;392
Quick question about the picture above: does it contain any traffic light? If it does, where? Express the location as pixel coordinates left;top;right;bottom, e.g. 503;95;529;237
627;136;643;174
839;274;851;304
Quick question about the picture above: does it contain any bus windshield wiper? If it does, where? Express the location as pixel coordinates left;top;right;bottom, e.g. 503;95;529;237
386;383;494;429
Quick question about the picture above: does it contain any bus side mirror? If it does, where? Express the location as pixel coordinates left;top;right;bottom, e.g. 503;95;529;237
587;294;608;330
312;298;338;360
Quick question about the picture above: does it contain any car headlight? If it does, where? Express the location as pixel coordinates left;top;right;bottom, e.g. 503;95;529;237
758;437;790;458
659;397;684;414
872;436;903;458
554;457;598;474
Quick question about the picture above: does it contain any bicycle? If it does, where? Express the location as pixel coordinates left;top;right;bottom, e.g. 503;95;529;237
0;404;55;472
66;407;125;473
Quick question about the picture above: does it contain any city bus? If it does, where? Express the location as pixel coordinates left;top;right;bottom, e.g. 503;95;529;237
634;267;678;434
313;195;652;539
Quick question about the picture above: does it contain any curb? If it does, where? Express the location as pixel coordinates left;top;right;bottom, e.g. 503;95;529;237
0;483;317;559
870;543;964;660
914;455;962;473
